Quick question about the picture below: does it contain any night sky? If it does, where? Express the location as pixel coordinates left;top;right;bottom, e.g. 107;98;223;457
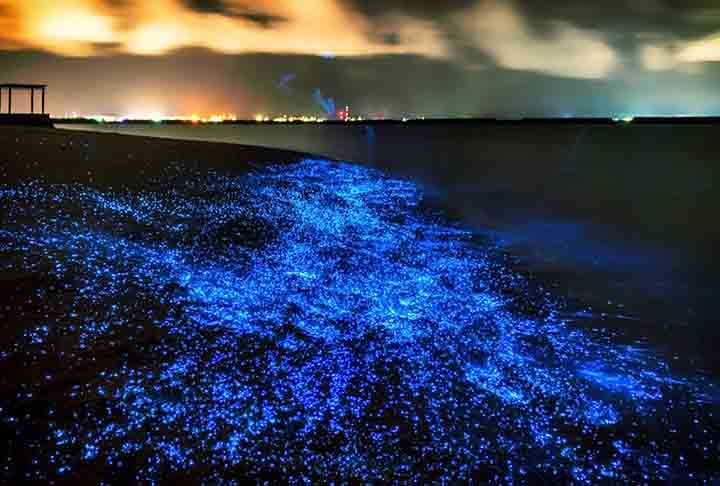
0;0;719;117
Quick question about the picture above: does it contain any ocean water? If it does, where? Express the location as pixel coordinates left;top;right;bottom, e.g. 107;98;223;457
1;124;716;482
58;123;720;372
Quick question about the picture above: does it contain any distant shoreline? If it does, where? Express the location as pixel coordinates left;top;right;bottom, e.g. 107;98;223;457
53;116;720;126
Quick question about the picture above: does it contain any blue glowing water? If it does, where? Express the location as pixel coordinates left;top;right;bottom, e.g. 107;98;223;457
0;159;717;483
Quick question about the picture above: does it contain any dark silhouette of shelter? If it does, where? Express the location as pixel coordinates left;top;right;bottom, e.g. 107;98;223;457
0;84;47;114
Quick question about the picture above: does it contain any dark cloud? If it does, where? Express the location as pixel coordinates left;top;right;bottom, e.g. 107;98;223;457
181;0;288;28
340;0;720;78
366;31;402;46
381;33;401;46
182;0;229;15
89;42;125;55
236;11;286;28
347;0;718;45
500;0;719;42
343;0;476;19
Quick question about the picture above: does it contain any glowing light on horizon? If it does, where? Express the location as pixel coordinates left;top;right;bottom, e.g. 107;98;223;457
61;112;323;123
63;112;240;123
122;112;165;122
167;113;238;123
271;114;327;123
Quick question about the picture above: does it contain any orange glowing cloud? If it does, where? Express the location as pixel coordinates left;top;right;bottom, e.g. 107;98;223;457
2;0;118;55
0;0;449;59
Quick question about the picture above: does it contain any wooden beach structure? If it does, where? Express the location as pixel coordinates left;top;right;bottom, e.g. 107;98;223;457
0;84;53;126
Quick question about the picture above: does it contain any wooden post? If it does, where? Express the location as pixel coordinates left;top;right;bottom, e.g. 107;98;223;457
8;87;11;114
0;87;3;114
30;88;34;114
42;87;45;115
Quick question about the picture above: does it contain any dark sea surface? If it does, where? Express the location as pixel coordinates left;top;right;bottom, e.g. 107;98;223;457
1;124;717;482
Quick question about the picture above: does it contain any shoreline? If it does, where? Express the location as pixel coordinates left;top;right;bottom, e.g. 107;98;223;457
3;124;718;370
56;121;720;260
0;125;312;187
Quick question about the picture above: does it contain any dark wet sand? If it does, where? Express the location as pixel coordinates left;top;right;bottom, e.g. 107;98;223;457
1;126;307;187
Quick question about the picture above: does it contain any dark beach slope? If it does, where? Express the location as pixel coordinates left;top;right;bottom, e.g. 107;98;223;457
1;127;718;483
0;126;306;186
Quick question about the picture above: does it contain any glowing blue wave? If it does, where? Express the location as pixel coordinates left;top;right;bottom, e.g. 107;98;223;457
0;159;716;483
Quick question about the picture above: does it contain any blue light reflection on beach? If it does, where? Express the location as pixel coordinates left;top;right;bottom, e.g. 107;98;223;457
0;159;716;483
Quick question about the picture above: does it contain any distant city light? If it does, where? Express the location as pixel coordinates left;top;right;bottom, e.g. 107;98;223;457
270;115;327;123
58;112;718;125
612;116;635;123
60;111;417;124
119;112;166;122
63;112;239;123
89;114;119;123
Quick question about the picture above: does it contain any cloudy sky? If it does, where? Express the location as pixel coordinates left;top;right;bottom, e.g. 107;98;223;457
0;0;719;117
